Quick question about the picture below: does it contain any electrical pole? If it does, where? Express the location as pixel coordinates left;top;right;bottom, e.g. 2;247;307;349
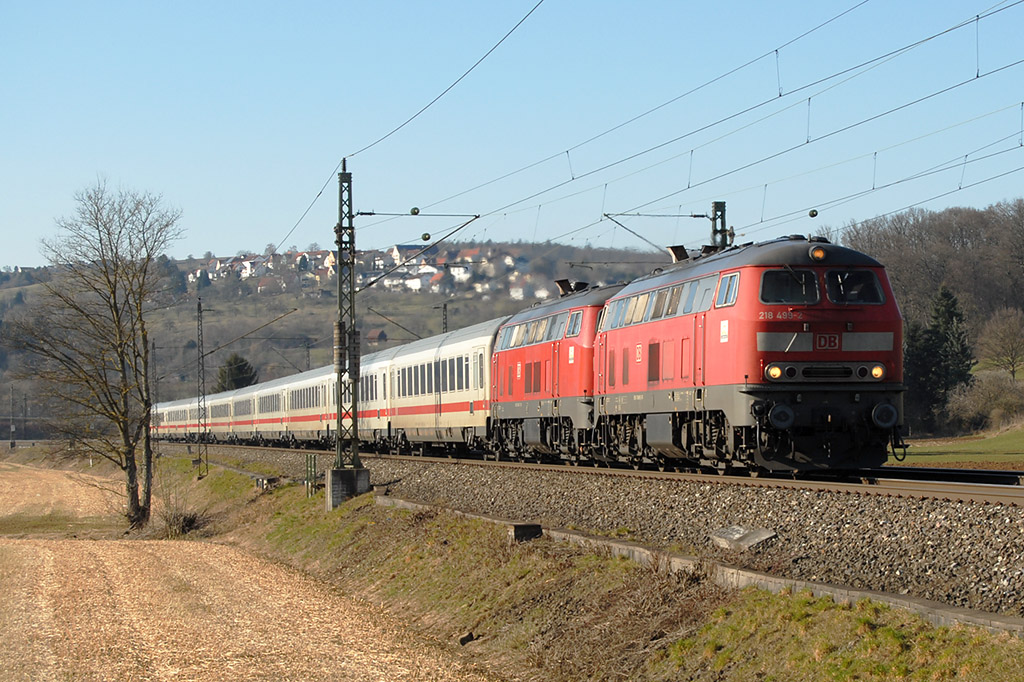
9;386;14;449
326;159;369;508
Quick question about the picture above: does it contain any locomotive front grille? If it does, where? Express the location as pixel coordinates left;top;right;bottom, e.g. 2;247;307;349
801;366;853;379
764;361;889;383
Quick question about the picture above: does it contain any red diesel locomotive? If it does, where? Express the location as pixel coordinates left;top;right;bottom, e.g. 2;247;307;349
590;235;903;471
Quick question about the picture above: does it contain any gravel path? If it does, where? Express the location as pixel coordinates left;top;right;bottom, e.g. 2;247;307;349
0;464;495;682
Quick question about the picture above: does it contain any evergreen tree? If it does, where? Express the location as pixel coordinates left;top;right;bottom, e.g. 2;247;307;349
214;353;259;393
903;287;973;431
929;287;973;393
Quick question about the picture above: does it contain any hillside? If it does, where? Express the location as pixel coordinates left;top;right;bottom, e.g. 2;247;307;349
0;240;663;430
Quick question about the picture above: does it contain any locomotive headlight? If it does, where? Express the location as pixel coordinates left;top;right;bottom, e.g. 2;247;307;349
766;364;783;380
870;364;886;380
809;245;827;261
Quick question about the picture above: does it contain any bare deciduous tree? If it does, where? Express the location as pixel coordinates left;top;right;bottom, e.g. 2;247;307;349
978;307;1024;380
3;180;182;527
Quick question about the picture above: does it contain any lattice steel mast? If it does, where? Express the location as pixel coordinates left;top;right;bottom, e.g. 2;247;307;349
334;160;361;469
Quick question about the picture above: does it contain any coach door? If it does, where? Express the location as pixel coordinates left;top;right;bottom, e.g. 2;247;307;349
433;358;442;436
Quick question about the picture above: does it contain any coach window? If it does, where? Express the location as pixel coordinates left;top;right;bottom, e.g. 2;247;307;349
464;355;470;390
554;312;570;339
604;300;622;330
622;297;639;327
665;284;685;316
566;311;584;337
683;278;709;313
760;269;819;304
648;342;660;383
512;324;527;348
478;352;485;388
693;276;719;312
650;289;669;320
715;273;740;307
456;356;465;390
826;269;884;305
630;293;650;324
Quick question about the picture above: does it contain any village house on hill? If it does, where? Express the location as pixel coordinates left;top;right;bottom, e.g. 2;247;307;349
180;242;552;301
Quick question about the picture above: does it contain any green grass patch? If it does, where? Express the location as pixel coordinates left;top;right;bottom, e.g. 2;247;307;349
895;424;1024;468
653;588;1024;681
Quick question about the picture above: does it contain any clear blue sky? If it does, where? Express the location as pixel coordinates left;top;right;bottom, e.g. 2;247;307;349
3;1;1023;269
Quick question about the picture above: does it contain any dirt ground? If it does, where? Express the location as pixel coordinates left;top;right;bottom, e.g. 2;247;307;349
0;463;495;682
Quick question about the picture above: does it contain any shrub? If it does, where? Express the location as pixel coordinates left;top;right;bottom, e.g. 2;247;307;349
945;370;1024;430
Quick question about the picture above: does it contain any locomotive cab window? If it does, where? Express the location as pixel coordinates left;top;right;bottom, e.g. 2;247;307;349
715;273;740;307
826;269;884;305
566;311;583;337
760;269;819;304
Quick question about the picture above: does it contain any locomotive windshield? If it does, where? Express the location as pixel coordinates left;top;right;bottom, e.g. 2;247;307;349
826;269;885;305
760;268;819;304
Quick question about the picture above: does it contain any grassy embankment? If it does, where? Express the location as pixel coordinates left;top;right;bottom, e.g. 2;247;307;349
4;443;1024;680
898;425;1024;469
177;449;1024;680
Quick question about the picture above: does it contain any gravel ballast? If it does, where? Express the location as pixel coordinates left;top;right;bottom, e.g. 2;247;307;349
197;445;1024;618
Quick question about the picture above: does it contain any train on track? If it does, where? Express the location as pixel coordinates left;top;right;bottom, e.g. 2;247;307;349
154;230;906;473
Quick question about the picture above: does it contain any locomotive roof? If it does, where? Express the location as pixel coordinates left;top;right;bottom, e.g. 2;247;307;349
616;236;883;296
502;282;626;325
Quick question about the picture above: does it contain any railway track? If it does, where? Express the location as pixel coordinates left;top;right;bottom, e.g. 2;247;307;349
159;441;1024;506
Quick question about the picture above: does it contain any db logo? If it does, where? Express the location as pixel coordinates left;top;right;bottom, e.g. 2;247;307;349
815;333;840;350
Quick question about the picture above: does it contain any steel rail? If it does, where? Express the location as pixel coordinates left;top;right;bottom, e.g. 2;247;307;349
156;442;1024;506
